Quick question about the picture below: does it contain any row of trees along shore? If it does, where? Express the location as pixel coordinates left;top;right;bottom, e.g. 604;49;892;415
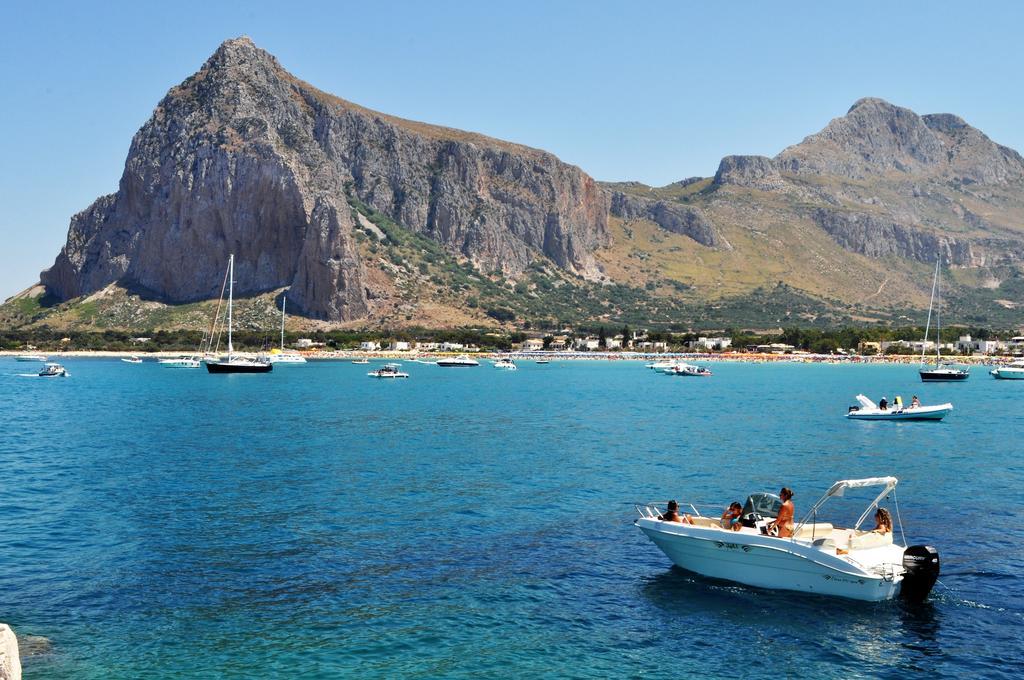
1;325;1018;354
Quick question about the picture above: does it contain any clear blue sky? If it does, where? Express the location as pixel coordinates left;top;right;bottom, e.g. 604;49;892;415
2;1;1022;299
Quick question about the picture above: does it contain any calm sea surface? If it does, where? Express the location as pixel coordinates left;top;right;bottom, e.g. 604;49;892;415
1;358;1022;678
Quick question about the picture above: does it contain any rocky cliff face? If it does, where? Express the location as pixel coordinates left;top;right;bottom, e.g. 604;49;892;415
608;191;728;249
42;37;609;320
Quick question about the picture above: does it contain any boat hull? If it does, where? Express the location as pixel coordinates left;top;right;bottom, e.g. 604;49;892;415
205;361;272;374
991;368;1024;380
636;520;901;601
919;371;969;382
847;404;952;421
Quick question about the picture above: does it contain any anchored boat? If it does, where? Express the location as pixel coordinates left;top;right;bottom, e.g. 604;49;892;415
846;394;952;421
635;477;939;602
368;363;408;379
919;261;969;382
991;361;1024;380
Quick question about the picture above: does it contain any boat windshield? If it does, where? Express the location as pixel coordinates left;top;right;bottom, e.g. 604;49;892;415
742;493;781;519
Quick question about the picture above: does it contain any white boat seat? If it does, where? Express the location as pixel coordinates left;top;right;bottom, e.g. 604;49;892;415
793;523;834;540
688;516;721;529
848;530;893;550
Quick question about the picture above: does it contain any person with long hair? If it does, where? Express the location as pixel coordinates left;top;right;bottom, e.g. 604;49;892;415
769;487;795;537
873;507;893;534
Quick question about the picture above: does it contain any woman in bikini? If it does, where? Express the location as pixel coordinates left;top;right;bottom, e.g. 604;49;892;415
873;507;893;534
769;487;795;537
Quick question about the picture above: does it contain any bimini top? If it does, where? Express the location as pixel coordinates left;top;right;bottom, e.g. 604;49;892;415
824;477;898;498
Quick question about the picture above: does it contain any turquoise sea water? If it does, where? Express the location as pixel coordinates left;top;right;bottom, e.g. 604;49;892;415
1;358;1022;678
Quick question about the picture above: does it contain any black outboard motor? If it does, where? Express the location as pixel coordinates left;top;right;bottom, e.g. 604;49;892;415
901;545;940;602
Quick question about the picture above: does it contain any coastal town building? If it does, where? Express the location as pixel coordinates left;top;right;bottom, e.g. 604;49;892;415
955;335;1004;355
440;342;463;352
575;337;600;351
549;336;569;350
415;342;439;352
522;338;545;351
388;341;411;352
358;341;380;351
687;336;732;351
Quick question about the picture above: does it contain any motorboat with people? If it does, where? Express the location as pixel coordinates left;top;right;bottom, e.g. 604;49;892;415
205;255;272;374
990;361;1024;380
918;260;969;382
436;355;479;367
121;355;143;364
38;363;69;377
635;477;939;602
493;357;517;370
352;358;370;364
646;360;678;371
158;356;202;368
15;354;47;362
668;362;712;377
846;394;952;421
368;363;408;379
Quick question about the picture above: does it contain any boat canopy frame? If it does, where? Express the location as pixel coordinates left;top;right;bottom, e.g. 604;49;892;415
795;476;899;535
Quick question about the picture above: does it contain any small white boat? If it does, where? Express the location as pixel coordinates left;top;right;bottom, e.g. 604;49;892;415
846;394;952;421
15;354;47;362
668;362;712;377
535;359;551;365
267;297;306;364
493;357;517;370
646;360;677;371
158;356;202;368
369;363;408;379
990;361;1024;380
267;350;307;365
352;358;370;364
38;363;69;377
436;355;479;367
635;477;939;602
121;355;143;364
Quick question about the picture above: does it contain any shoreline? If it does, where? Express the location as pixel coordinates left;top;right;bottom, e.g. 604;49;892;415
0;349;1015;365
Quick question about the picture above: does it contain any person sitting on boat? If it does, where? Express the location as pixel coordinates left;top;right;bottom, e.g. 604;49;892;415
911;395;921;408
872;507;893;534
659;500;684;523
768;487;795;537
878;397;888;410
720;502;743;531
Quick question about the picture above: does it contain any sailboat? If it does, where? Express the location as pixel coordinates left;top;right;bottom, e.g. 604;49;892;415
919;260;968;382
267;296;307;365
205;254;273;374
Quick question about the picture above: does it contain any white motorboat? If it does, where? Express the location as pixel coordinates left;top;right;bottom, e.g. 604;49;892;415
267;350;307;365
267;297;307;364
668;362;712;377
369;363;408;379
635;477;939;602
846;394;952;421
493;357;517;370
990;361;1024;380
121;355;143;364
38;363;69;377
436;355;479;367
352;358;370;364
15;354;47;362
647;360;677;371
535;359;551;365
158;356;202;368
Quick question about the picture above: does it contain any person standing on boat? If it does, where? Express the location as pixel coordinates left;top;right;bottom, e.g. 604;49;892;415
879;396;888;410
769;488;795;537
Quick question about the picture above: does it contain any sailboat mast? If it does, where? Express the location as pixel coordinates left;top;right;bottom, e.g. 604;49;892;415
227;254;234;358
935;263;941;365
281;296;286;351
921;260;938;366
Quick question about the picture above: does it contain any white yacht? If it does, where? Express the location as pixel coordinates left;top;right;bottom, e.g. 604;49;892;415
646;360;677;371
15;354;47;362
635;477;939;602
436;355;479;367
668;362;712;377
158;356;202;368
121;355;143;364
38;363;69;377
267;297;307;365
368;363;408;379
990;361;1024;380
493;357;517;370
846;394;952;421
352;358;370;364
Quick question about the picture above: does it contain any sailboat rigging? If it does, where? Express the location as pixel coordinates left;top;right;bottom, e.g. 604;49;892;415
919;259;969;382
205;254;273;374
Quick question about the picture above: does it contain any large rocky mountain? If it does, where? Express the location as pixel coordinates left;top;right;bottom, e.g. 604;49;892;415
23;39;1024;330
